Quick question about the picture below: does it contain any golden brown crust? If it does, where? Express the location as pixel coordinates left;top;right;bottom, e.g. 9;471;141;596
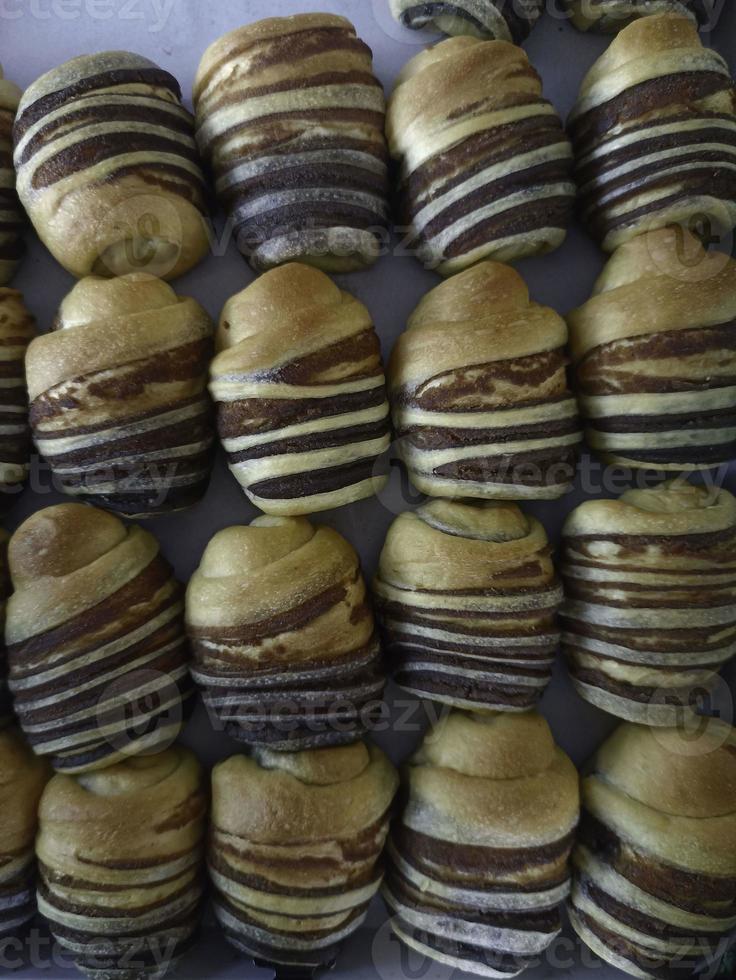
6;503;192;774
209;264;390;515
564;0;713;33
0;64;23;285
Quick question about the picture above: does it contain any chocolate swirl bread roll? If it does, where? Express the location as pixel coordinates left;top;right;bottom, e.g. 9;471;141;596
37;746;206;980
0;726;50;940
0;289;35;502
386;38;574;276
564;0;715;32
0;66;23;284
26;274;215;517
0;530;10;729
384;710;580;978
561;481;736;724
13;52;209;280
568;228;736;471
568;14;736;251
6;503;192;774
389;262;581;500
570;720;736;979
210;264;390;515
389;0;544;42
186;516;385;749
210;741;398;968
373;499;563;711
194;14;389;273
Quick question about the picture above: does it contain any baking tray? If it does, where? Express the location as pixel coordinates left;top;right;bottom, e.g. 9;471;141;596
3;1;736;977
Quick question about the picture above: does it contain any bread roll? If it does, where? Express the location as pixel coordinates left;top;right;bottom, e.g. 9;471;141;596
564;0;714;32
0;289;35;502
194;14;389;273
568;14;736;251
0;65;23;284
6;503;192;774
386;38;574;276
14;52;209;280
570;720;736;979
389;0;544;41
26;274;215;517
37;746;206;980
568;228;736;471
373;500;562;711
210;264;390;515
561;481;736;724
0;726;51;939
0;530;10;729
210;741;398;968
384;710;580;978
389;261;581;500
186;516;385;749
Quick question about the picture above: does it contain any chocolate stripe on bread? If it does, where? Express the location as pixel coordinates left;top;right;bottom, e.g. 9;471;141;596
374;499;562;712
26;274;215;517
210;263;390;516
568;14;736;250
0;290;35;504
568;227;736;471
37;746;206;980
389;0;544;42
193;14;389;273
187;516;386;750
385;712;579;979
0;66;23;284
209;742;398;968
386;37;574;276
389;261;581;500
13;52;209;280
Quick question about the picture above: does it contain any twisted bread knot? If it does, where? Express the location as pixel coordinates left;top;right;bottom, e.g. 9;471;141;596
568;228;736;471
0;726;51;939
6;503;192;773
210;263;390;515
569;14;736;250
13;52;209;280
373;499;563;711
0;289;34;502
26;273;215;516
37;745;206;980
210;741;398;968
384;710;579;977
186;515;385;749
193;14;389;273
0;66;23;284
561;480;736;724
386;37;574;276
389;0;544;42
389;261;581;499
570;719;736;978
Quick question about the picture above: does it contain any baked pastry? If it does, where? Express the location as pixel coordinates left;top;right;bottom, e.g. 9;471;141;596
570;720;736;979
193;14;389;273
0;65;23;284
564;0;715;32
6;503;192;773
384;710;579;978
0;530;10;728
373;499;563;711
210;741;398;968
0;289;35;502
13;52;209;280
0;726;50;939
187;516;385;749
561;481;736;724
389;0;544;41
37;745;206;980
26;274;215;517
568;14;736;251
209;264;390;515
388;261;581;500
568;228;736;471
386;37;574;276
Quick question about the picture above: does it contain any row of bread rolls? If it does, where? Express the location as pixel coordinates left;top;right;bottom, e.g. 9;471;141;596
0;13;732;283
1;224;734;515
3;710;736;980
